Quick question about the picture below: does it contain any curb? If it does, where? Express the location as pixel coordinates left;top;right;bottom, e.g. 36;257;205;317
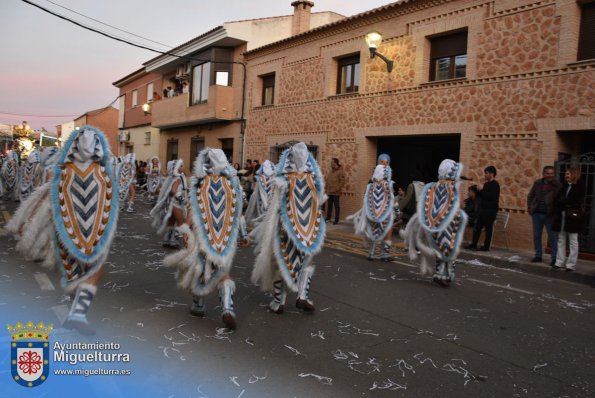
325;227;595;287
457;251;595;287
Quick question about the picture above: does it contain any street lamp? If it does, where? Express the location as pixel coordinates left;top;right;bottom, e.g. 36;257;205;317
142;102;152;115
365;31;394;73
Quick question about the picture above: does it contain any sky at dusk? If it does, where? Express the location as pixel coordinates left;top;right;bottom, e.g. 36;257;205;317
0;0;395;132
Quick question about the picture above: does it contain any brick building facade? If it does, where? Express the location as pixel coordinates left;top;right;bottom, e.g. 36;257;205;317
74;107;119;155
243;0;595;251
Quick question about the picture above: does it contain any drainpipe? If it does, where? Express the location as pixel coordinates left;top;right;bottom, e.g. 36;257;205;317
238;61;247;166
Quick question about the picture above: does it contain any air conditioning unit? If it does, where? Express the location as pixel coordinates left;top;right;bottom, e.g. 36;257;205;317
119;130;130;142
176;63;191;79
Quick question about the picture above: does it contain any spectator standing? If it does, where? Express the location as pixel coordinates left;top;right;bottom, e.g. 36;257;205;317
466;165;500;251
463;185;479;228
552;167;585;271
399;175;424;226
325;157;346;224
527;166;562;265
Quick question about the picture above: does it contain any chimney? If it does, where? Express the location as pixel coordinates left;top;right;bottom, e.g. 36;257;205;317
291;1;314;36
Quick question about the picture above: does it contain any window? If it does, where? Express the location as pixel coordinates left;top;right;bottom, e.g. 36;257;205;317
190;137;205;171
429;31;468;81
132;90;138;107
578;2;595;61
270;140;318;163
147;83;154;103
337;54;360;94
166;139;178;161
144;131;151;146
220;138;233;163
192;63;211;104
261;74;275;106
216;71;229;86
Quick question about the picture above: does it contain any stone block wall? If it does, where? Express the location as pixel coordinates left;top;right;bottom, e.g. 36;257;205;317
477;5;560;77
244;0;595;250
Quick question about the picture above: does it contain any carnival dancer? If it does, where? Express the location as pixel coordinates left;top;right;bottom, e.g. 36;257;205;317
150;159;187;248
1;150;20;201
401;159;468;287
8;126;119;334
117;153;137;213
244;159;275;227
40;147;62;184
347;154;396;261
251;142;326;314
18;149;43;202
164;148;246;330
4;148;62;243
146;156;162;204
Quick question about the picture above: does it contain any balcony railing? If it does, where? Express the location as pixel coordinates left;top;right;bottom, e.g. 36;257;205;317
151;85;235;128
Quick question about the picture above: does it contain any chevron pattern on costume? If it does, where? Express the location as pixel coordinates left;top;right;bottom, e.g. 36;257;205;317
284;172;322;248
19;163;40;200
258;174;274;214
118;163;134;202
58;241;90;283
147;173;161;194
368;218;392;241
196;175;237;254
2;159;18;191
365;180;392;222
431;211;462;258
279;230;305;285
424;181;456;227
58;163;113;256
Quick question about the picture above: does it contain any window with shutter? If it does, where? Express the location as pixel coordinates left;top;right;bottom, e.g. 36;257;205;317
429;31;468;81
578;2;595;61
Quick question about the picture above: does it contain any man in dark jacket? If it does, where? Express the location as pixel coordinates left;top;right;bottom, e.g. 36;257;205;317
325;157;346;224
466;165;500;251
527;166;562;265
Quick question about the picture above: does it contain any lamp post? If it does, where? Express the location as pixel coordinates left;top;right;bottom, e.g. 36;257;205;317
365;31;394;73
142;102;152;115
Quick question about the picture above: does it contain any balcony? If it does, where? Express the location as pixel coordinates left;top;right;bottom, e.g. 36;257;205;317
151;85;236;129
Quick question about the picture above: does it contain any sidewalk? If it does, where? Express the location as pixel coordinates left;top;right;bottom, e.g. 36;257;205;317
324;221;595;287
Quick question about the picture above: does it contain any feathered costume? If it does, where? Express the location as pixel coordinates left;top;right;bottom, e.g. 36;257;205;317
1;151;20;201
19;149;42;202
117;152;136;212
9;126;118;333
251;142;326;314
401;159;468;286
348;161;395;261
244;160;275;227
40;147;62;184
150;159;187;247
146;156;162;201
164;148;244;329
4;148;62;243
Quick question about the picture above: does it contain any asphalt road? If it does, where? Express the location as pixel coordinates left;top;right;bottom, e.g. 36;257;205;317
1;199;594;398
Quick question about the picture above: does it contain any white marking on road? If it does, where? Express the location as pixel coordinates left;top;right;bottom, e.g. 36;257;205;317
389;260;417;269
466;278;535;295
34;273;55;291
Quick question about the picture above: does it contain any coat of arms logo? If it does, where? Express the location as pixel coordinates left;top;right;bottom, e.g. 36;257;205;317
7;321;53;387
